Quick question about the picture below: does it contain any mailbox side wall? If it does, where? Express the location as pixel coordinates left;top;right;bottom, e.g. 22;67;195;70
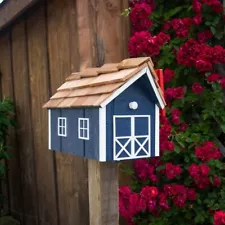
106;75;157;161
50;108;99;159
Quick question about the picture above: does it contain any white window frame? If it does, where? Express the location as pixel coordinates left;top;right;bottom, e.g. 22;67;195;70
78;118;89;140
58;117;67;137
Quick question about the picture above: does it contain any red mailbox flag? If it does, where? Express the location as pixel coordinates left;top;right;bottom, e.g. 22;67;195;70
155;69;166;117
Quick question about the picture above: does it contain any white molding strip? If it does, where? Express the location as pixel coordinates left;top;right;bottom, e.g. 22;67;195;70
100;67;147;107
146;68;165;109
99;107;106;161
48;109;51;150
155;104;160;156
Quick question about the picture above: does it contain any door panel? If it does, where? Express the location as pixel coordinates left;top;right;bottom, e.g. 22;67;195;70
113;115;150;160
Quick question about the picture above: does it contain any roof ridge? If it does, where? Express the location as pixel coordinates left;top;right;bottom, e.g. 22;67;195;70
66;57;152;82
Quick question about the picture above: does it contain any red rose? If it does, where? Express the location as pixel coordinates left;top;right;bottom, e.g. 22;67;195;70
213;176;221;187
174;87;185;99
130;3;153;31
192;82;204;94
141;186;159;199
220;77;225;88
197;30;213;43
199;164;210;176
165;163;182;179
180;123;188;131
173;195;186;208
212;1;223;14
164;68;175;83
195;59;213;72
207;73;221;82
193;0;202;13
171;108;182;125
148;199;157;212
187;188;197;201
195;141;222;161
134;159;149;181
162;21;171;31
193;14;202;26
214;211;225;225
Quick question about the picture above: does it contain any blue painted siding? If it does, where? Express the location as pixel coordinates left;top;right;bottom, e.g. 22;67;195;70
84;108;99;160
106;74;157;161
50;109;61;151
50;107;99;160
61;108;85;157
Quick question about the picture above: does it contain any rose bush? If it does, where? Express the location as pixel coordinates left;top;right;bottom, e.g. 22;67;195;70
120;0;225;224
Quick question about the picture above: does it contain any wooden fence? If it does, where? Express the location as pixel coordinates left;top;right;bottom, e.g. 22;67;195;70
0;0;130;224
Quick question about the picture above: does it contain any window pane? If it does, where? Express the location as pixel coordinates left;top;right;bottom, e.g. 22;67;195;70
79;119;83;129
83;120;87;129
83;129;87;138
59;127;62;135
79;128;83;138
62;119;65;127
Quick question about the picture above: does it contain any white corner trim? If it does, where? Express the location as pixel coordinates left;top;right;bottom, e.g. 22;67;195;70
146;68;165;109
99;107;106;161
155;104;160;157
100;67;147;107
48;109;51;150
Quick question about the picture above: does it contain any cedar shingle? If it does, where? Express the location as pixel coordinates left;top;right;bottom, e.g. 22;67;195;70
43;57;166;108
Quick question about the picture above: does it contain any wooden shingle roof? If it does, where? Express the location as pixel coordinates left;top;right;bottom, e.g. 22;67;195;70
43;57;166;108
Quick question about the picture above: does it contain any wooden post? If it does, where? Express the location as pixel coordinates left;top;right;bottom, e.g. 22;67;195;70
88;160;119;225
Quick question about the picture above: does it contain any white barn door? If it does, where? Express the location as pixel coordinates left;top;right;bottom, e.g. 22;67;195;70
113;115;151;161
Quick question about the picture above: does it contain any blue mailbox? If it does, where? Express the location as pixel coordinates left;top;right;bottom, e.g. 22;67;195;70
43;57;165;162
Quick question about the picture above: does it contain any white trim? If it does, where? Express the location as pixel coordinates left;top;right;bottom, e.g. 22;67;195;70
113;115;151;161
146;68;165;109
48;109;51;149
100;67;147;107
100;66;166;109
78;118;89;140
155;105;160;156
99;107;106;161
57;117;67;137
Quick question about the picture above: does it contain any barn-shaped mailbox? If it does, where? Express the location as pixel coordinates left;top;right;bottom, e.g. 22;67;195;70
43;57;166;162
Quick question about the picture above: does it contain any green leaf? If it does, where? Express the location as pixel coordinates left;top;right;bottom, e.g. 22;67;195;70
164;5;189;20
121;8;131;16
185;138;193;143
210;26;216;35
156;165;165;171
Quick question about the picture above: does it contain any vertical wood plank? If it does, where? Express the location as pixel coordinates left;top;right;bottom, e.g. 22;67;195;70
88;160;119;225
76;0;96;69
11;19;39;224
47;0;89;224
95;0;124;65
120;0;130;59
26;4;58;225
0;31;23;220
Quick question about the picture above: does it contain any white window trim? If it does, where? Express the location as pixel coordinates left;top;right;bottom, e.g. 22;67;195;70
78;118;89;140
58;117;67;137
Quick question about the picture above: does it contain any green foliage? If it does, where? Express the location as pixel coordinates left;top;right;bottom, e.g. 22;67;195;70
121;0;225;224
0;98;15;197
